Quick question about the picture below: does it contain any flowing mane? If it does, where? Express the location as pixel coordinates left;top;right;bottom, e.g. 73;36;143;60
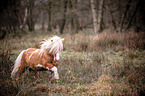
40;36;64;55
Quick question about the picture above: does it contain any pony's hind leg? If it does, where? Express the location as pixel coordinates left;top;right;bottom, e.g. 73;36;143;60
17;65;26;78
11;50;25;80
17;58;28;79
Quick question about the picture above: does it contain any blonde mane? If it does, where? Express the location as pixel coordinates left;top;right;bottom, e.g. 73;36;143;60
40;36;64;55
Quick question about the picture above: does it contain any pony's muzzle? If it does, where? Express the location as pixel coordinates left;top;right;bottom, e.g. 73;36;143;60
54;59;59;61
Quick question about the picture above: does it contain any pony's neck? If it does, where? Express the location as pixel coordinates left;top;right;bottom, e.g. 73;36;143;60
39;49;51;57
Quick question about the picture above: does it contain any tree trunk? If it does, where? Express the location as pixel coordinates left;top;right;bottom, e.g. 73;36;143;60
69;0;82;33
108;0;116;30
28;23;34;31
97;0;105;32
20;7;28;30
28;7;35;31
41;11;45;30
60;0;68;34
119;0;132;32
27;1;35;32
48;0;52;31
90;0;97;34
27;7;35;32
135;0;145;32
125;0;141;31
118;0;121;26
0;27;6;40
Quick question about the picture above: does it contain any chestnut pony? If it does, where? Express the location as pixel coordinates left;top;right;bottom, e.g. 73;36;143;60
11;36;64;80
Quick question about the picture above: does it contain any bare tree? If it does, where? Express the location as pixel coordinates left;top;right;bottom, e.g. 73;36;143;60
90;0;97;34
69;0;81;33
119;0;132;32
27;0;35;31
97;0;105;32
0;0;20;33
47;0;52;31
1;0;145;34
40;0;53;31
106;0;117;30
25;0;40;31
60;0;68;34
135;0;145;32
20;7;28;30
125;0;141;31
41;11;45;30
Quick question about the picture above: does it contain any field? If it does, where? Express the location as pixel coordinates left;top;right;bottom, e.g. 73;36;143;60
0;29;145;96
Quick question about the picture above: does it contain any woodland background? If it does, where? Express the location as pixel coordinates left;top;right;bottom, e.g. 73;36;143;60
0;0;145;96
0;0;145;35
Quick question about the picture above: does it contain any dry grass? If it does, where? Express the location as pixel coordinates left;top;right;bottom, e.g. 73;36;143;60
69;32;145;52
124;32;145;50
70;74;131;95
0;30;145;95
89;74;131;95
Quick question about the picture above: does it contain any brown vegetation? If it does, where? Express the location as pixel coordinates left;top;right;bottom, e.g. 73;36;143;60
0;31;145;95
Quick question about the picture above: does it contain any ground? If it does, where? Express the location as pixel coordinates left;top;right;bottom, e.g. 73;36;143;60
0;29;145;96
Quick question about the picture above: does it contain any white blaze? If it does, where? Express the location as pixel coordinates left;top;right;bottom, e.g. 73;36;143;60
54;52;60;61
35;64;43;67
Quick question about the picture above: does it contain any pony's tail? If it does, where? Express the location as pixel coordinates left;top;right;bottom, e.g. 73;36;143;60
11;50;25;79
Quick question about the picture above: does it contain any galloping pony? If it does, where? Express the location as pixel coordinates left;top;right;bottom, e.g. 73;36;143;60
11;36;64;80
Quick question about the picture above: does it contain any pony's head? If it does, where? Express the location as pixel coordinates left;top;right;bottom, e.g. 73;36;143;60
40;36;64;56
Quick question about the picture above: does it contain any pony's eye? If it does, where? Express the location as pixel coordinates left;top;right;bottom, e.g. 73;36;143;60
51;40;53;42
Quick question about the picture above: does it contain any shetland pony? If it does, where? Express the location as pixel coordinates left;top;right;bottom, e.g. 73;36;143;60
11;36;64;80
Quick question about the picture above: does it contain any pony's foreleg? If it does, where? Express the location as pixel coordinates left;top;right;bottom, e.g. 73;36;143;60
45;63;59;80
50;66;59;79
